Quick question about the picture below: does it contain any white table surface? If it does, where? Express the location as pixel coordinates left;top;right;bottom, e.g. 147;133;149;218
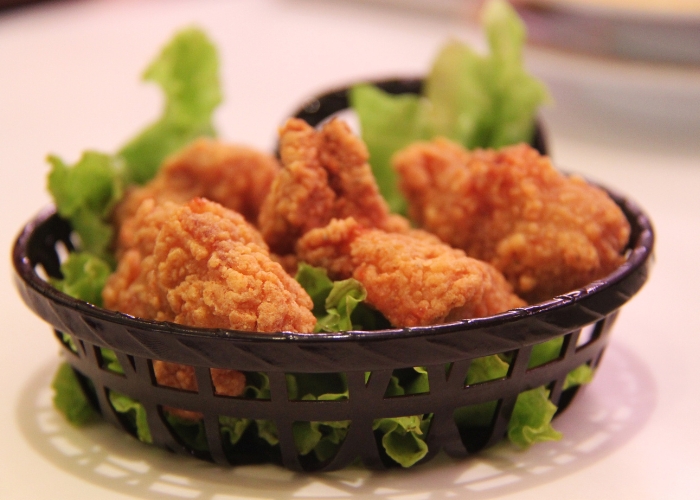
1;1;699;499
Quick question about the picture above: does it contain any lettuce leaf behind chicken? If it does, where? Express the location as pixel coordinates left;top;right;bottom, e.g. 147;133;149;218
347;86;431;214
50;251;113;306
47;152;123;260
118;27;222;185
350;0;550;214
51;363;99;426
47;27;221;264
295;263;390;332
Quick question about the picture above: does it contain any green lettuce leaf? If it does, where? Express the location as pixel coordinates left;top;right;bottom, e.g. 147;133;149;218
528;337;564;368
255;419;280;447
373;414;432;468
508;387;562;448
47;152;123;260
46;27;222;268
350;0;549;213
348;85;431;213
385;366;430;397
108;391;152;444
51;363;99;426
164;413;209;452
98;347;125;374
466;354;510;385
295;263;389;332
50;251;113;306
118;27;222;185
424;0;549;149
316;278;367;332
479;0;550;148
286;372;349;401
240;371;272;400
293;420;351;462
459;355;563;448
294;263;335;318
220;416;254;447
564;363;594;390
529;337;596;388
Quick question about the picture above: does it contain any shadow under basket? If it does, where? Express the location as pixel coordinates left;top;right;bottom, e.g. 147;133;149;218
13;186;653;471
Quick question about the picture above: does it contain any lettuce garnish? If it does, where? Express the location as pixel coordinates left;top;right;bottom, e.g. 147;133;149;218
295;263;390;332
459;355;563;448
374;415;432;467
108;391;153;443
47;27;220;272
350;0;550;213
118;27;221;185
51;363;99;426
47;152;123;261
50;252;113;306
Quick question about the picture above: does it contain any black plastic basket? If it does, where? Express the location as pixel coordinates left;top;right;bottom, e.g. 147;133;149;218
12;79;653;472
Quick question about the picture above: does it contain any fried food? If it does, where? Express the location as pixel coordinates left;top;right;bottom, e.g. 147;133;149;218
258;118;409;255
103;197;316;409
393;140;631;303
105;197;315;330
113;138;279;250
297;217;525;327
103;197;269;321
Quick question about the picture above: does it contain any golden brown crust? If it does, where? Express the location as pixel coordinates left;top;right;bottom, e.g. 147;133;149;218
297;218;525;327
112;138;280;236
103;198;315;332
394;140;631;303
258;118;400;255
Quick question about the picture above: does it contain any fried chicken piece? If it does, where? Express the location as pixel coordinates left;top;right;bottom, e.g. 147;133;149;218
155;199;314;332
113;138;279;254
393;140;631;303
101;200;178;322
105;197;315;330
103;198;316;415
297;218;525;327
257;118;410;255
103;198;269;321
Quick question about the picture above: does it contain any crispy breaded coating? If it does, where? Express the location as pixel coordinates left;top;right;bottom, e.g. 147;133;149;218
104;198;271;321
103;198;316;410
102;200;180;321
155;199;314;331
297;218;525;327
257;118;409;255
104;197;315;331
393;140;631;303
113;138;279;236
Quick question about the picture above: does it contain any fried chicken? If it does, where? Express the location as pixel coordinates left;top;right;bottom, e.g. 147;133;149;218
393;140;631;303
113;138;279;254
105;197;315;329
297;217;525;327
257;118;410;255
103;197;316;412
